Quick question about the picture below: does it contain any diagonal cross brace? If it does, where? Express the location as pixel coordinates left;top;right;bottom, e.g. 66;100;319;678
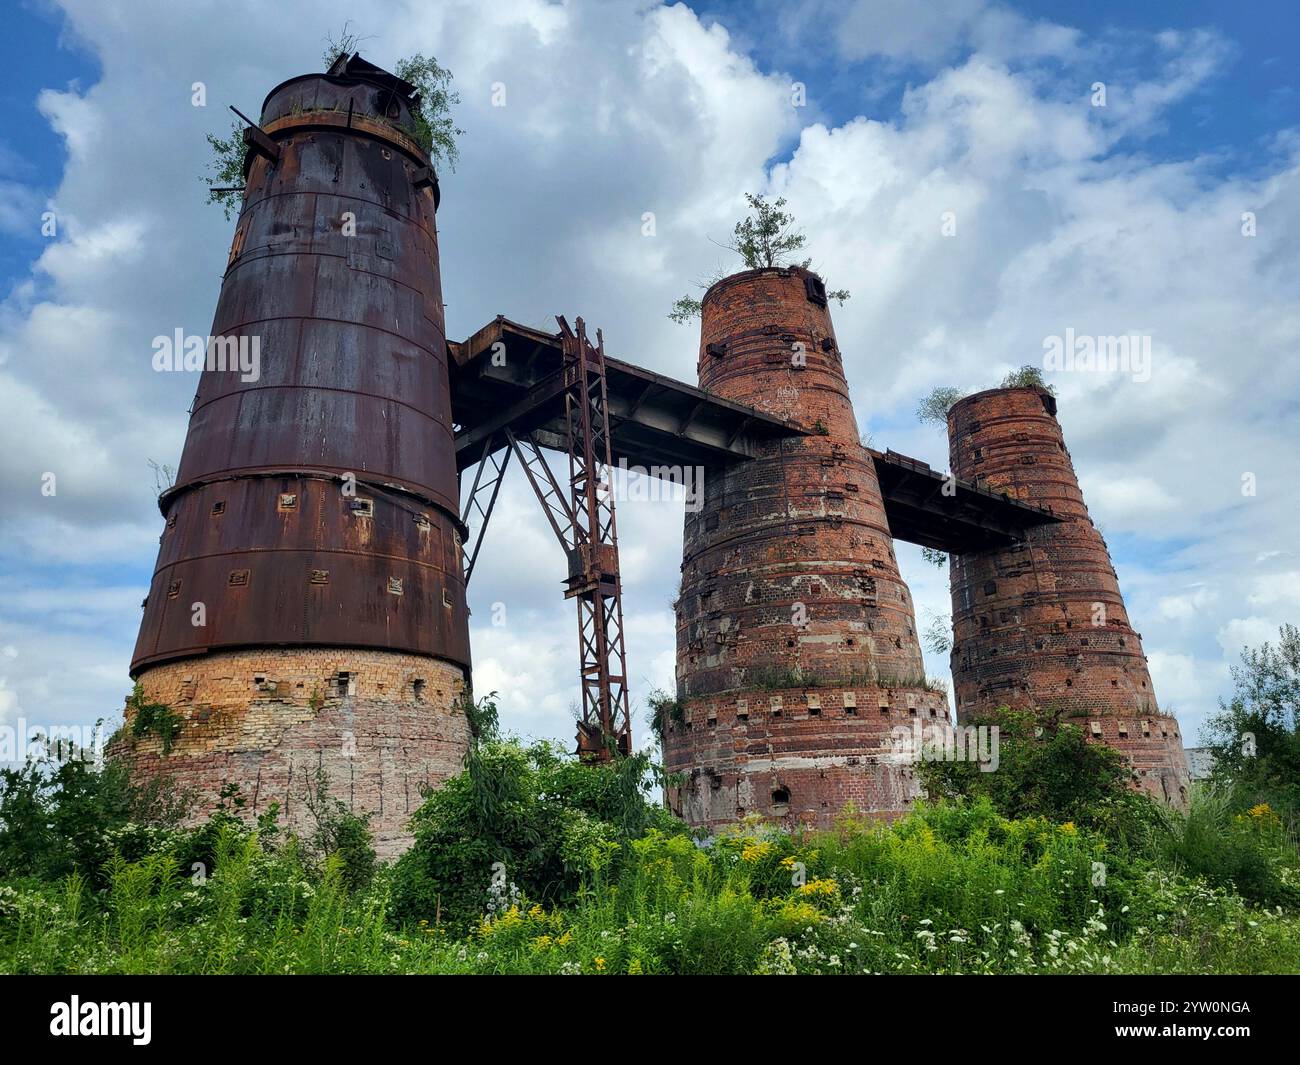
459;434;512;585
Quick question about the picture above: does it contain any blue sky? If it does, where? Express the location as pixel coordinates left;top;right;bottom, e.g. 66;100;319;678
0;0;1297;754
695;0;1299;170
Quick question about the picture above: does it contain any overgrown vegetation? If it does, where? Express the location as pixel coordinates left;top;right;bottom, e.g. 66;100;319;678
203;25;462;219
393;54;463;170
3;769;1297;973
916;365;1058;426
916;386;968;426
920;547;948;567
669;194;850;323
126;683;184;754
919;706;1155;831
203;123;246;220
921;609;952;656
2;637;1298;974
647;689;687;742
1202;623;1300;831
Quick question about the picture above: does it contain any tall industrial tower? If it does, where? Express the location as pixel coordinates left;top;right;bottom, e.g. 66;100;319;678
947;386;1190;804
663;267;944;830
116;57;471;855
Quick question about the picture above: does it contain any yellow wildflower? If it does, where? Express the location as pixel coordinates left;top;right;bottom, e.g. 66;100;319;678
741;840;774;863
594;957;606;971
798;877;839;898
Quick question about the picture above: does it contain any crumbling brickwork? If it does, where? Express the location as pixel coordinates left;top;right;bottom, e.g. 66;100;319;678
946;386;1190;804
112;649;468;858
664;267;938;830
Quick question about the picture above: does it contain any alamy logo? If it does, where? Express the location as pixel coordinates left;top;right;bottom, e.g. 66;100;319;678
152;329;261;382
50;997;151;1045
607;459;704;513
1042;328;1151;383
0;720;103;764
888;721;1000;772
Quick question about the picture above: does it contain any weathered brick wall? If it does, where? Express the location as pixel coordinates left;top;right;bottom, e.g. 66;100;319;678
663;686;949;829
946;386;1190;804
665;267;939;831
111;648;468;857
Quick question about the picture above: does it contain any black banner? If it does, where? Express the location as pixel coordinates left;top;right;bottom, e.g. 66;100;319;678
1;974;1294;1050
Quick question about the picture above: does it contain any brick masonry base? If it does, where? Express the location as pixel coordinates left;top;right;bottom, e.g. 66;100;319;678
109;647;469;858
663;685;953;831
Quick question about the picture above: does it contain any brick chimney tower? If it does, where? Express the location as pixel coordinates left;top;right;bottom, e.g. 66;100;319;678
946;386;1190;804
663;267;944;830
114;57;471;856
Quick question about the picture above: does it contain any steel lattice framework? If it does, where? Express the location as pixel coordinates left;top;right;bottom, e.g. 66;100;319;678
459;317;631;760
451;316;1061;763
557;317;631;759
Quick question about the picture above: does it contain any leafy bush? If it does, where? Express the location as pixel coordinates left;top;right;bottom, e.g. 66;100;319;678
916;706;1147;833
300;770;376;893
393;53;463;168
916;386;967;425
0;753;187;883
915;366;1055;429
999;365;1055;392
1203;623;1300;829
389;732;678;932
3;787;1298;974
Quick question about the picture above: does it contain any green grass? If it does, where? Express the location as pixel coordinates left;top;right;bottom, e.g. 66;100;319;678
3;798;1297;975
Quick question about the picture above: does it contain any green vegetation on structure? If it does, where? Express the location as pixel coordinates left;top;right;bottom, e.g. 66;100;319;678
916;365;1058;426
204;25;461;219
1;632;1298;974
127;683;184;754
647;689;687;742
669;194;850;324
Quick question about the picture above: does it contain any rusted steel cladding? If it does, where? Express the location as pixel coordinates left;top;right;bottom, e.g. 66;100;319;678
664;268;935;830
131;69;468;675
947;387;1189;804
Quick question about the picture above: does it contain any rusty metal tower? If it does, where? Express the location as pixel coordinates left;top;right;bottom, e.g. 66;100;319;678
118;54;471;855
